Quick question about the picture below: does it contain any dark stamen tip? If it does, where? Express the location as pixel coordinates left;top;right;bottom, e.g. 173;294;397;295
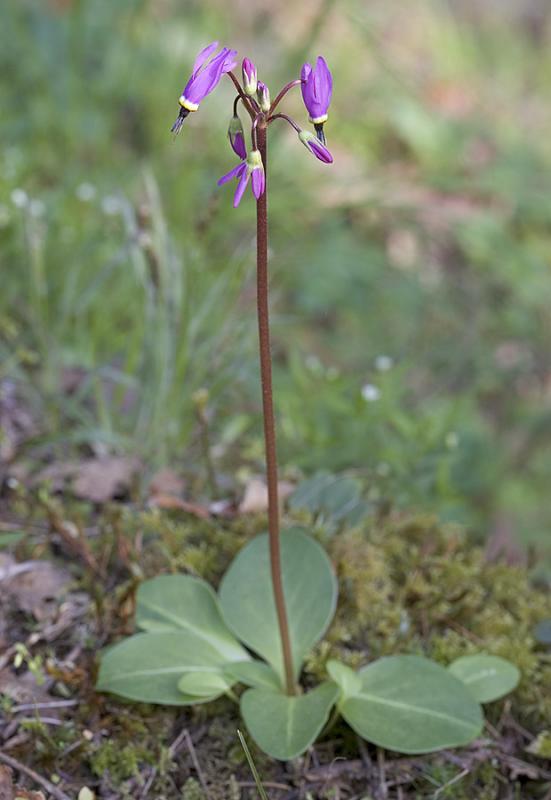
170;107;190;135
314;123;326;145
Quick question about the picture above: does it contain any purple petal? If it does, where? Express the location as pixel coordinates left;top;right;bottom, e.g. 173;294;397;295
231;131;247;160
217;162;246;186
243;58;256;81
184;58;227;104
251;166;265;199
315;56;332;106
301;64;313;106
300;56;332;119
233;168;250;207
191;41;219;77
221;49;238;73
308;138;333;164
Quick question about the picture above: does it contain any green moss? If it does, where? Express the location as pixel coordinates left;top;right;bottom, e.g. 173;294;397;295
527;730;551;759
89;739;146;781
181;777;205;800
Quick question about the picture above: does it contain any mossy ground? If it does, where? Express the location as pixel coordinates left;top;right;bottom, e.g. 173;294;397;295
1;491;550;799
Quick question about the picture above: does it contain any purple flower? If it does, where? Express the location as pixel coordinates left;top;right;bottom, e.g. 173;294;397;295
217;150;265;208
171;42;237;134
256;81;271;112
298;130;333;164
242;58;258;96
228;114;247;159
301;56;332;143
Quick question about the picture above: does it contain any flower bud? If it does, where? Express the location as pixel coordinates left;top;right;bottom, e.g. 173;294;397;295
256;81;271;112
298;130;333;164
228;114;247;160
242;58;258;96
247;149;266;199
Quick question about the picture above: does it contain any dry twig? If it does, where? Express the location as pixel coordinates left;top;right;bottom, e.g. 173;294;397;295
0;751;71;800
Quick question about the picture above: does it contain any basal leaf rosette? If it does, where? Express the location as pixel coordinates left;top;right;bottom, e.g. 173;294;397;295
96;575;249;705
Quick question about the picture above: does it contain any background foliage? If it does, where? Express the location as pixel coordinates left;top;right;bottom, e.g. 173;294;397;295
1;0;551;567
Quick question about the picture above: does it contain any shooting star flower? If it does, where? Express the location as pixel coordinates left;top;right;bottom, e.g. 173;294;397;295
171;42;237;134
300;56;333;143
218;150;265;207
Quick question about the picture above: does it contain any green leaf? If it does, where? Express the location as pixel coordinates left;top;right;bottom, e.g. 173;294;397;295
240;682;339;760
224;661;282;691
288;473;369;528
340;655;483;754
326;659;361;700
287;472;334;513
219;529;337;682
96;631;232;705
136;574;249;662
178;671;232;697
448;654;520;703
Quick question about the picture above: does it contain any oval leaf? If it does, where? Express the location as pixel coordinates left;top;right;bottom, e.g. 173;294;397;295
448;654;520;703
327;659;361;700
241;682;339;760
224;661;282;691
178;671;232;697
136;574;249;662
97;631;231;705
340;655;483;754
219;529;337;682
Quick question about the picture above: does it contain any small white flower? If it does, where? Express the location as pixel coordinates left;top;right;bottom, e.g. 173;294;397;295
10;188;28;209
76;182;97;202
361;383;380;402
101;195;121;215
375;355;394;372
305;355;322;373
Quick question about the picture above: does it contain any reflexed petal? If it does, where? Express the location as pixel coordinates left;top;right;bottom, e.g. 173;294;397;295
301;62;312;83
221;49;238;73
217;162;246;186
233;168;250;207
300;56;332;120
184;47;237;105
251;167;265;199
185;62;225;104
316;56;333;105
191;41;219;77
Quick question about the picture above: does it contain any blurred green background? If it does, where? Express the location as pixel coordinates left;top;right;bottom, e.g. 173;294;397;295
1;0;551;568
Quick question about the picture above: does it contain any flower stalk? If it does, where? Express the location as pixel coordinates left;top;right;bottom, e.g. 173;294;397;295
255;121;296;696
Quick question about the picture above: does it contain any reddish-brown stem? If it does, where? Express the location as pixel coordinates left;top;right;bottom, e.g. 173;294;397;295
256;123;296;697
269;79;302;116
268;113;301;134
227;72;256;119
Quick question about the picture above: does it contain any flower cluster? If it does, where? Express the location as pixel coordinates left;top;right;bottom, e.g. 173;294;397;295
172;43;334;207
